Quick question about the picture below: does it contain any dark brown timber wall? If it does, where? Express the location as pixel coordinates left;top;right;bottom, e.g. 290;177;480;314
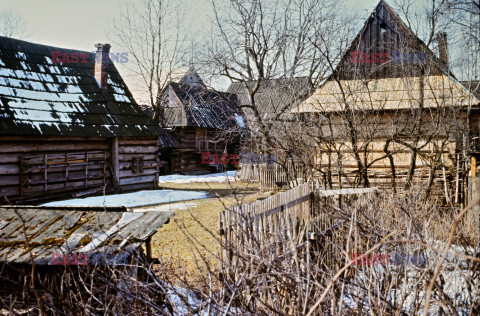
117;137;159;192
0;136;159;204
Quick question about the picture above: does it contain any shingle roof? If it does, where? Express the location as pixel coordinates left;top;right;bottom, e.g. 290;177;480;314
0;36;164;137
227;77;312;122
293;75;480;113
162;81;243;130
291;1;480;114
0;206;173;265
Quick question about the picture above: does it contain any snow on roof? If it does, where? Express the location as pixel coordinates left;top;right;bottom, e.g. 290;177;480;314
42;189;210;208
0;36;164;137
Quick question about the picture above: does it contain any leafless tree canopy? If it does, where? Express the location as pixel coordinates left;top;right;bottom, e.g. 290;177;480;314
0;9;29;39
111;0;190;113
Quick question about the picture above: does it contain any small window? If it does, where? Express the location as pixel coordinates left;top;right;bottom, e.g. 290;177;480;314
132;156;144;174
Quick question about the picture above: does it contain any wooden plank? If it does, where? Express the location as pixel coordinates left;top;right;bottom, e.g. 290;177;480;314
0;142;109;153
112;137;119;185
471;156;477;177
119;153;157;161
119;168;158;178
119;175;156;186
118;146;157;154
317;187;378;196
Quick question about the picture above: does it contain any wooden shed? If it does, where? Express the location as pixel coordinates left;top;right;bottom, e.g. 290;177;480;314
0;37;175;204
157;68;244;174
291;0;480;201
0;205;173;312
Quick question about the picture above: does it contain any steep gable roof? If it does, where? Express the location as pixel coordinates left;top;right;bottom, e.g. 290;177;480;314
292;0;480;113
227;77;312;122
333;0;447;80
0;36;164;137
158;72;243;130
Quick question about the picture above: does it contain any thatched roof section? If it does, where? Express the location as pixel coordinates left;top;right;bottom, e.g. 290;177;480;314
227;77;312;122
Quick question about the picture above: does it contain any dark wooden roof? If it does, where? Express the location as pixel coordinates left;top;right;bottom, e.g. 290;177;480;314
0;36;164;137
332;0;451;81
227;77;312;122
160;81;244;130
0;206;173;265
291;1;480;113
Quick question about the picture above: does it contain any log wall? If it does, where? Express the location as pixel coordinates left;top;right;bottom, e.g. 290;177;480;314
0;136;160;204
171;127;232;174
0;136;111;203
117;137;159;191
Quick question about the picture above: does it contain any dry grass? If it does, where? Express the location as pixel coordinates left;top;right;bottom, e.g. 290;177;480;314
150;180;265;277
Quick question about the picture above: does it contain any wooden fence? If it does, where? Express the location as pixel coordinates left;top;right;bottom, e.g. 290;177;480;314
238;160;309;190
218;182;378;272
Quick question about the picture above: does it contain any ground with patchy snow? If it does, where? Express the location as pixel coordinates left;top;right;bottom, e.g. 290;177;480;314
158;171;236;184
134;202;197;212
42;190;209;208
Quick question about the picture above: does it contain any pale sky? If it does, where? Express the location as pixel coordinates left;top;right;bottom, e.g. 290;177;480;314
0;0;376;52
0;0;417;101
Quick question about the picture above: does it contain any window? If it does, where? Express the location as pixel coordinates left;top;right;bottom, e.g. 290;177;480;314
132;156;144;174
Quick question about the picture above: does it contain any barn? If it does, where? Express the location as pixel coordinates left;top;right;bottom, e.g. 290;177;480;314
0;37;175;204
291;0;480;202
157;68;244;174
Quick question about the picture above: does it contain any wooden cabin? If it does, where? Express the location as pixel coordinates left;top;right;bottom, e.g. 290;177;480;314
0;37;175;204
291;0;480;202
157;69;244;174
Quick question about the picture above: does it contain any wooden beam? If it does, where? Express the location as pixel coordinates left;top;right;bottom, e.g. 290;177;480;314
112;137;120;186
471;156;477;178
145;236;152;260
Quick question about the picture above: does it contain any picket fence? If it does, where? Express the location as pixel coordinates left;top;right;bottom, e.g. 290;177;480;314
218;182;378;271
238;161;309;190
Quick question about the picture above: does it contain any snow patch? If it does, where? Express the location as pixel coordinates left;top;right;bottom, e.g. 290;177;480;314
16;52;26;60
134;202;196;212
158;171;237;183
42;190;210;208
234;113;245;127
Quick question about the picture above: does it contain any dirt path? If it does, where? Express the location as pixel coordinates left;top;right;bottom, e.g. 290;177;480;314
144;181;265;277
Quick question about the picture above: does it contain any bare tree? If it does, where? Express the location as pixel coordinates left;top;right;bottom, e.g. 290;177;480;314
111;0;190;120
204;0;354;174
0;8;29;39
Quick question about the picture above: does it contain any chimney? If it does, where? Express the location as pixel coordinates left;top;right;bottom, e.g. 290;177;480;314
94;43;111;92
436;32;449;67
